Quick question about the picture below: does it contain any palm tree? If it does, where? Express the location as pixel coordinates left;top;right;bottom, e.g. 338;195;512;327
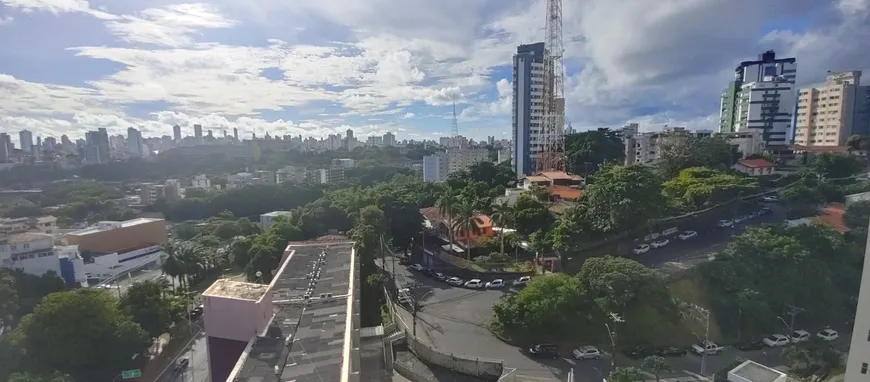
642;355;671;382
160;241;185;290
451;201;483;259
489;201;514;256
436;190;460;250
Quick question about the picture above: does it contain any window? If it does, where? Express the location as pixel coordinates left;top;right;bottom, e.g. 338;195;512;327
862;363;868;374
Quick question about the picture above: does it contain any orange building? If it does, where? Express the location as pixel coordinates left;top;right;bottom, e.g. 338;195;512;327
65;218;168;254
419;207;494;245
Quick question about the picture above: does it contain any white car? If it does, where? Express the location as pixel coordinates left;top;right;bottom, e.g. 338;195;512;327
678;231;698;240
817;328;839;341
651;239;670;248
791;330;811;343
464;279;483;289
486;279;505;289
691;341;723;355
446;277;464;286
763;334;790;347
632;244;651;255
513;276;531;286
571;346;601;360
717;219;734;228
733;215;749;223
409;264;424;271
763;195;779;202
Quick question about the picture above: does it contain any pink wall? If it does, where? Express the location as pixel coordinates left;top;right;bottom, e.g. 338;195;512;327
202;292;273;342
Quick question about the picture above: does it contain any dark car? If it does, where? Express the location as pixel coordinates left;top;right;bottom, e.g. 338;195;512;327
189;305;204;320
735;339;766;351
423;268;438;278
399;257;411;265
624;345;656;359
528;343;560;359
175;357;190;370
656;346;687;357
758;207;771;215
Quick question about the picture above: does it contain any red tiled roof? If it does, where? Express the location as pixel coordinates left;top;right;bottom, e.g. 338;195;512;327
816;203;849;233
738;159;775;168
419;207;492;228
547;185;583;200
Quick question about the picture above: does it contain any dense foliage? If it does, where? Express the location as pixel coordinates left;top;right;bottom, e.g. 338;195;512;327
662;167;760;211
564;129;625;176
657;135;738;179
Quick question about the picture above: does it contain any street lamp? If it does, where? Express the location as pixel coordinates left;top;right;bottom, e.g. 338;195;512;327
604;312;624;368
412;290;435;337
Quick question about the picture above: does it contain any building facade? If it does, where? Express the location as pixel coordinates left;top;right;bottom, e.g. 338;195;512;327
0;232;59;278
64;218;168;254
275;166;306;184
317;167;345;184
332;158;356;168
794;71;869;147
512;42;546;176
139;183;165;205
847;226;870;380
447;147;490;174
259;211;291;231
423;152;448;182
19;130;32;154
190;174;211;189
719;50;797;146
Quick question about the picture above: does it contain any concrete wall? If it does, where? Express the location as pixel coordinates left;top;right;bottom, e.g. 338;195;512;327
403;330;503;380
65;220;167;253
202;293;272;342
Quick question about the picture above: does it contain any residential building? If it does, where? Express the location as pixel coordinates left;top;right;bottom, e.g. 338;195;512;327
164;179;182;201
207;239;359;382
332;158;356;168
420;207;495;250
794;71;867;147
259;211;291;231
718;131;765;158
126;127;143;157
519;171;584;201
194;124;203;140
423;152;449;182
732;158;776;176
447;147;490;174
83;128;111;164
624;127;709;165
0;232;59;278
173;125;181;141
139;183;165;205
719;50;797;145
0;133;10;162
727;360;786;382
317;167;345;184
227;172;254;189
366;135;384;146
254;170;275;184
19;130;32;154
0;216;58;234
497;148;511;164
190;174;211;189
512;42;546;176
383;132;396;146
847;225;870;381
275;166;306;183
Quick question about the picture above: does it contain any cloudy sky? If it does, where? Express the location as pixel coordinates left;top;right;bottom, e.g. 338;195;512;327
1;0;869;144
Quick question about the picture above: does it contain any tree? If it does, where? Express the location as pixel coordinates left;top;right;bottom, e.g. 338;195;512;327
642;355;671;382
436;191;460;248
451;200;483;254
844;200;870;229
607;367;644;382
489;201;514;255
808;152;865;179
662;167;759;211
847;134;870;152
0;270;19;328
160;241;186;290
585;165;663;233
119;280;181;337
8;372;75;382
565;129;625;177
657;135;737;178
551;205;592;253
512;194;552;236
381;197;423;256
19;289;149;381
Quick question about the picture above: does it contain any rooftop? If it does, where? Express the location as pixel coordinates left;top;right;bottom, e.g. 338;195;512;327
419;207;492;228
261;211;292;217
730;360;785;382
228;239;358;382
738;158;776;168
203;279;270;301
1;232;53;245
66;218;163;236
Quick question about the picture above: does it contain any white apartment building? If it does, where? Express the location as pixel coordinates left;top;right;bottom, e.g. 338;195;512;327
317;168;345;184
0;216;57;235
624;127;713;165
847;226;870;381
383;132;396;147
0;232;59;278
332;158;356;168
260;211;291;231
139;183;165;205
227;172;254;189
512;42;546;176
717;131;765;158
423;152;448;182
794;71;868;147
276;166;306;183
190;174;211;189
447;147;490;173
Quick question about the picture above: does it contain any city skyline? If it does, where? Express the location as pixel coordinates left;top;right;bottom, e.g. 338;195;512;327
1;0;869;141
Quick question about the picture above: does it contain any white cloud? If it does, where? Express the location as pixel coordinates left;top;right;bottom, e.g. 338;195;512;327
105;3;237;47
0;15;14;24
402;112;415;119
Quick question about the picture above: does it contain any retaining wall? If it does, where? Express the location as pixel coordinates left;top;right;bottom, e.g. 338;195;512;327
404;330;504;380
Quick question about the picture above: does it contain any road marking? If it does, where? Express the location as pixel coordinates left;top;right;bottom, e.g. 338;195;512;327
562;357;576;365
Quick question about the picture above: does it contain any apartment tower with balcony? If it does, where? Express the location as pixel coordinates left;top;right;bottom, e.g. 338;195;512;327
512;42;546;176
794;71;870;146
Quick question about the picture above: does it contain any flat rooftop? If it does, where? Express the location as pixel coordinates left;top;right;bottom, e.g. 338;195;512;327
261;211;291;217
730;360;785;382
1;232;53;245
228;239;357;382
204;279;270;301
67;218;163;236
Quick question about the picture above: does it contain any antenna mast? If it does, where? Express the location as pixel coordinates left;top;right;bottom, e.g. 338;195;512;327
538;0;566;172
451;100;459;138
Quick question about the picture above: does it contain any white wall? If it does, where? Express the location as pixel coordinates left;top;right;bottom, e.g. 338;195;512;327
846;227;870;381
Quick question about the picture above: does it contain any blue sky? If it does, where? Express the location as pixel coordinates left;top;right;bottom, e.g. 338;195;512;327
0;0;868;143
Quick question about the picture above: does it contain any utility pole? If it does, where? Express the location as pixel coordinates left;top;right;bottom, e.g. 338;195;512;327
411;290;433;337
605;312;624;368
779;304;805;334
684;303;711;376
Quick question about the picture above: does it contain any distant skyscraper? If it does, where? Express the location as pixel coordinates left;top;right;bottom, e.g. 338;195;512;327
794;71;868;146
0;133;10;163
194;124;203;140
61;135;71;146
719;50;797;145
512;42;546;176
233;127;238;140
19;130;32;153
173;125;182;141
127;127;143;157
84;128;111;164
383;132;396;147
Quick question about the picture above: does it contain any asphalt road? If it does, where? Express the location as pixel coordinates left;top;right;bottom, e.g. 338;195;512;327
154;319;209;382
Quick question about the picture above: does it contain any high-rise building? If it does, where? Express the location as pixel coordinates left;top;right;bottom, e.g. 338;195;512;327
512;42;546;176
719;50;797;146
233;127;238;140
194;124;203;140
423;152;448;182
0;133;10;163
383;132;396;147
127;127;143;157
18;130;32;153
447;147;490;174
61;135;71;146
794;71;869;147
173;125;182;141
84;128;110;164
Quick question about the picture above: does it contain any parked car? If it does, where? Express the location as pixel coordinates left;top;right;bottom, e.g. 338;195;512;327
409;264;424;271
446;277;464;286
189;305;204;320
763;334;790;347
486;279;505;289
733;215;750;223
571;346;601;360
817;328;839;341
678;231;698;240
464;279;483;289
632;244;651;255
656;346;687;357
433;272;447;281
717;219;734;228
763;195;780;202
791;330;811;343
397;289;412;305
624;345;656;360
758;207;772;215
175;357;190;370
528;343;560;359
651;239;670;249
691;342;723;355
735;339;766;351
513;276;532;286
